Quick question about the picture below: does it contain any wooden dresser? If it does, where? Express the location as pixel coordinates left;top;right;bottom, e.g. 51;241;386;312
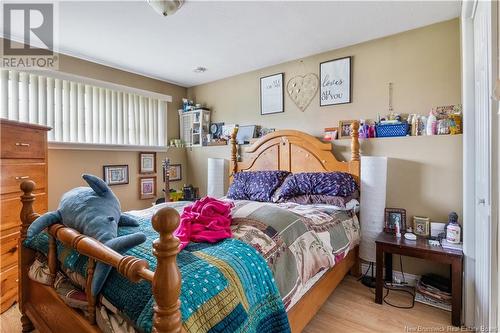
0;119;50;313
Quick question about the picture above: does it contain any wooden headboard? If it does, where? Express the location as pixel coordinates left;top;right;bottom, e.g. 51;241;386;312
229;121;360;183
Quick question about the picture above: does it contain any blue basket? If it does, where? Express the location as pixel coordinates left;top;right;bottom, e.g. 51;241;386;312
375;122;409;138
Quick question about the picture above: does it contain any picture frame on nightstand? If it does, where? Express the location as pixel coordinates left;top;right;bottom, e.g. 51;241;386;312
384;208;407;234
413;216;430;237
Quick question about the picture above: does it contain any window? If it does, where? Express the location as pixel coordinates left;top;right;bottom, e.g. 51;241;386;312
0;69;168;147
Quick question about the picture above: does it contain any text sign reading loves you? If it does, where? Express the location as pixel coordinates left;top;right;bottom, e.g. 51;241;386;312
320;57;351;106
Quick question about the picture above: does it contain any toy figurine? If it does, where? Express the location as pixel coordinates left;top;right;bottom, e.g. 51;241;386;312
27;174;146;295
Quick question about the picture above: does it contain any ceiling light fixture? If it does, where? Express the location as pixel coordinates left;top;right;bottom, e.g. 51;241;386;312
147;0;184;16
193;66;207;73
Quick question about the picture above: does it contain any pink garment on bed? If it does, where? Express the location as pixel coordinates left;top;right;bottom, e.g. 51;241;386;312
174;197;234;250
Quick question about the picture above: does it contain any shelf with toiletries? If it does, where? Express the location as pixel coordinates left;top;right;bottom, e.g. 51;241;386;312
323;104;462;141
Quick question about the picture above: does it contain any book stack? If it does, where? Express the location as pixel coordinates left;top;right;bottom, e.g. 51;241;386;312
415;278;452;311
441;239;463;252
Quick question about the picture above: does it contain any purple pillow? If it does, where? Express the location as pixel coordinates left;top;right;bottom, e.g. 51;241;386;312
275;172;358;200
227;170;290;202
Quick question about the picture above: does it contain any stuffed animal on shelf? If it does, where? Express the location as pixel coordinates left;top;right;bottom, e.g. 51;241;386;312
27;174;147;296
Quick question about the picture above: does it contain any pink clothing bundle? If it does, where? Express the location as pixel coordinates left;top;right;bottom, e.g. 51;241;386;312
174;197;234;250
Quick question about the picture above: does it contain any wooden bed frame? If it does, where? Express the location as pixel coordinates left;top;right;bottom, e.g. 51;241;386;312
17;123;361;333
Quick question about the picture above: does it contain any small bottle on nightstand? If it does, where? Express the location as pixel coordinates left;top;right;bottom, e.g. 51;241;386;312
446;212;461;244
395;222;401;238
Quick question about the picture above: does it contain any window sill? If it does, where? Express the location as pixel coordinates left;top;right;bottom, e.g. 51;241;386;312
48;141;170;152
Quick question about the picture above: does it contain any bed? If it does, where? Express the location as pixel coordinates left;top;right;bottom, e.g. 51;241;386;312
17;123;361;333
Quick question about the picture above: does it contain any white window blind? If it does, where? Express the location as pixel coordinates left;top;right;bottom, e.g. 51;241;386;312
0;69;167;147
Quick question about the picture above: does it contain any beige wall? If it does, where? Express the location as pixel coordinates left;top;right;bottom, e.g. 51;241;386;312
188;19;460;137
187;19;462;276
48;147;187;211
1;38;188;211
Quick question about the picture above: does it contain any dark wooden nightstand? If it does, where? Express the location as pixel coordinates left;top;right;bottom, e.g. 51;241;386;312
375;232;463;327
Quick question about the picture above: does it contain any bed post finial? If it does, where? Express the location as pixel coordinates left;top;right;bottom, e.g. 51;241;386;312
350;121;360;161
152;207;182;333
20;180;36;230
230;127;239;177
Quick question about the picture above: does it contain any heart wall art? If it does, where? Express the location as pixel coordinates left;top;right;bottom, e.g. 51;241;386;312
286;73;319;112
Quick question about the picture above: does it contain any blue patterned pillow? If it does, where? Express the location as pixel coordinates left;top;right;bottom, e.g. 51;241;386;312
275;172;358;200
227;170;290;202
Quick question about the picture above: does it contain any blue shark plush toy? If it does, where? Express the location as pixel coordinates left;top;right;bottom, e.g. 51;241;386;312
27;174;146;296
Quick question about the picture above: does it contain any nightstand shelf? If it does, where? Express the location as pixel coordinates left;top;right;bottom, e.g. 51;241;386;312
375;232;463;327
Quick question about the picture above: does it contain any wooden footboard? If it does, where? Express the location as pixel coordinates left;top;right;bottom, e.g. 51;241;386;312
19;180;183;333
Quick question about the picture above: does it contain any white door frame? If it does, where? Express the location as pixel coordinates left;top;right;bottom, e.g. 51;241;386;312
461;1;476;326
493;1;500;329
461;0;499;329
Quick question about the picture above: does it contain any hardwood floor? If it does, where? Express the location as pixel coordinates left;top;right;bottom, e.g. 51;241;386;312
303;276;456;333
0;276;456;333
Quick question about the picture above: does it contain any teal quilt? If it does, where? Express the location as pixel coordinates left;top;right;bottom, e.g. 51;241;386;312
24;212;290;333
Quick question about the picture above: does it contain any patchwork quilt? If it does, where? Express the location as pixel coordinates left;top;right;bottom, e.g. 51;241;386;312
228;200;360;309
125;200;359;311
25;211;289;333
25;199;360;332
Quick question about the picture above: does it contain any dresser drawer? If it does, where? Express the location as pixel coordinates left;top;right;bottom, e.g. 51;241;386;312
0;232;18;270
1;192;47;234
0;163;46;194
1;124;46;159
0;265;18;313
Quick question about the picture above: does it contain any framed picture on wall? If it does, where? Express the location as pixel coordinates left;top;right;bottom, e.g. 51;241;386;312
139;152;156;174
168;164;182;182
103;165;129;186
320;56;352;106
260;73;284;115
139;176;157;200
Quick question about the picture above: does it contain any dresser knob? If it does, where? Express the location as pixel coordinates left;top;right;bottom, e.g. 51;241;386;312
15;142;30;147
15;176;30;180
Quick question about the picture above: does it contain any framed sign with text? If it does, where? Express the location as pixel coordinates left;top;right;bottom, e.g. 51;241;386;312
320;56;352;106
260;73;284;115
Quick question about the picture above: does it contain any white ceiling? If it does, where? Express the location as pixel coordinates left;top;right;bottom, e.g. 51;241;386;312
4;1;461;87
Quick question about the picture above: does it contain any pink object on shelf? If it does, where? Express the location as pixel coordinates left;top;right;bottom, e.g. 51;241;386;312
174;197;234;250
